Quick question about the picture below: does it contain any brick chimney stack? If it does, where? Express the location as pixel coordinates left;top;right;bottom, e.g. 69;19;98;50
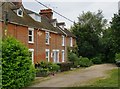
39;9;53;20
12;0;22;8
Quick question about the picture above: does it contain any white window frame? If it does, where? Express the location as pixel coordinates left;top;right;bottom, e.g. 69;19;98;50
28;28;34;43
70;37;73;47
17;8;23;17
52;50;59;63
45;32;50;45
29;49;34;64
62;35;65;46
45;49;50;62
52;22;56;27
62;50;65;62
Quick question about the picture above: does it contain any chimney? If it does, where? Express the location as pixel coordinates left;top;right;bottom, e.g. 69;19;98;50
39;9;53;20
12;0;22;7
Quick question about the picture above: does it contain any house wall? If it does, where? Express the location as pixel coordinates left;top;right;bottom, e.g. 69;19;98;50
1;22;73;64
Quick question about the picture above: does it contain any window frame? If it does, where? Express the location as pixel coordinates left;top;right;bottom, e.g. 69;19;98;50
29;49;34;64
62;50;65;62
17;8;23;17
62;35;65;46
45;49;50;62
28;28;34;43
45;32;50;45
70;37;73;47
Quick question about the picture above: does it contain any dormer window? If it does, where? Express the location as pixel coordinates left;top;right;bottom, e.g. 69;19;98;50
17;8;23;17
52;22;56;27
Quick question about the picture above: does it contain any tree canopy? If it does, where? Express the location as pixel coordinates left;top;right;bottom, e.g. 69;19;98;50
71;10;107;59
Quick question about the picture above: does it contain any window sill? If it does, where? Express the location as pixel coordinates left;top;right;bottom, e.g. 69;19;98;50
46;43;50;45
28;41;34;44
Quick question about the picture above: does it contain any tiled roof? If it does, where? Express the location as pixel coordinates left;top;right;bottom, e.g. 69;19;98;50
1;2;64;34
57;26;76;38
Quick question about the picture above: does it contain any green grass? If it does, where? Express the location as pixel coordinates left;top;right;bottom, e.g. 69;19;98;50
86;68;119;87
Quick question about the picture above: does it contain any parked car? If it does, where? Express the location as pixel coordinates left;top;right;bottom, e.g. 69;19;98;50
116;61;120;67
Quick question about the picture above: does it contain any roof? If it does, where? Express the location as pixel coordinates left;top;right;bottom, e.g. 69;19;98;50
25;9;40;16
0;2;43;29
41;16;64;34
57;26;76;38
0;2;64;34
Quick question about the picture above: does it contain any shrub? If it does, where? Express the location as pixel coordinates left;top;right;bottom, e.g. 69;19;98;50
57;62;72;72
115;53;120;62
91;57;102;64
68;52;79;67
79;57;93;67
36;68;49;77
2;37;36;89
36;61;60;76
49;63;60;72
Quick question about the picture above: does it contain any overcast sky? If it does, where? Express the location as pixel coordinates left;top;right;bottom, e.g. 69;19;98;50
22;0;119;29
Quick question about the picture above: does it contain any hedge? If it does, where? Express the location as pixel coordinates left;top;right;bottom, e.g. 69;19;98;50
2;37;36;89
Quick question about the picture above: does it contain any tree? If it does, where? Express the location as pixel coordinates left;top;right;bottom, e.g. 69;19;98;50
100;27;116;63
111;14;120;53
2;37;36;89
71;10;107;59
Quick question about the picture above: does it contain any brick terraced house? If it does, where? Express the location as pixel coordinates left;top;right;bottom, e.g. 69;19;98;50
0;1;76;64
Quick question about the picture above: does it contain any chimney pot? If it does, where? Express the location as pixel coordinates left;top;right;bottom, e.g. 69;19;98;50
39;9;53;19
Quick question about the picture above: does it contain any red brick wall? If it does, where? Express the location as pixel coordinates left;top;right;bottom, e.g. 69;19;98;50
1;22;76;64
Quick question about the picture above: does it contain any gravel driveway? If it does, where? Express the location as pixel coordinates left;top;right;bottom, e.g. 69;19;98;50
29;64;117;87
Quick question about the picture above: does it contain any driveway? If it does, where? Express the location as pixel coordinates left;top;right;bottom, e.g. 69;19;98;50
30;64;117;87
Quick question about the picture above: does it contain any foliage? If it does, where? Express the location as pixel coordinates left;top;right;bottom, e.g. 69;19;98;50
57;62;72;72
2;37;36;89
100;27;116;63
111;14;120;53
36;68;49;77
91;57;102;64
71;10;107;59
115;53;120;61
36;61;60;77
79;56;93;67
91;54;103;64
0;60;1;89
49;63;60;72
68;52;79;67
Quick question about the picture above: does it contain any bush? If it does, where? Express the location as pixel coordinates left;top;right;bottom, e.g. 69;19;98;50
57;62;72;72
36;61;60;76
115;53;120;62
91;57;102;64
79;56;93;67
49;63;60;72
2;37;36;89
68;52;79;67
36;68;49;77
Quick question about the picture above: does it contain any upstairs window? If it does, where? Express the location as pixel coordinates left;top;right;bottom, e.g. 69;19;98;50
17;8;23;17
28;28;34;43
45;32;50;44
70;37;73;47
62;35;65;46
52;22;56;27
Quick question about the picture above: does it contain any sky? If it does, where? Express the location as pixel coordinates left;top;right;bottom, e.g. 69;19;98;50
22;0;119;29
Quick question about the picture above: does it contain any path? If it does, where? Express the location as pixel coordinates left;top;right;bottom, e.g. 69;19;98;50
30;64;117;87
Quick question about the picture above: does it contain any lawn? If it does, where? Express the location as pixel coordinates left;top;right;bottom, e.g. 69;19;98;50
84;68;119;87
